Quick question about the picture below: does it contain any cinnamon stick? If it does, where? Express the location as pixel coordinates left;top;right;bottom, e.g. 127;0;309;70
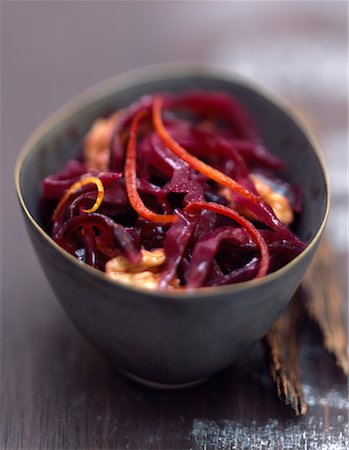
302;240;349;375
264;293;307;416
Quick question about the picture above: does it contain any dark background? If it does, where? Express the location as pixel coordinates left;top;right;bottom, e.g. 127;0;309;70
1;1;348;449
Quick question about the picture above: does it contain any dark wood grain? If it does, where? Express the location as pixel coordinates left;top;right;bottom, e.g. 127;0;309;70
1;1;348;449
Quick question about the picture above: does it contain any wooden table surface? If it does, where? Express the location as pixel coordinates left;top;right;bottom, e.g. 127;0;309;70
1;2;348;449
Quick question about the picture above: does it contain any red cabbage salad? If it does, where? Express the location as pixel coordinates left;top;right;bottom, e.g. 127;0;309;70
41;91;306;289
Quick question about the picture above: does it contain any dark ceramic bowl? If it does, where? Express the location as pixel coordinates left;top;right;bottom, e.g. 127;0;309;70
15;64;329;388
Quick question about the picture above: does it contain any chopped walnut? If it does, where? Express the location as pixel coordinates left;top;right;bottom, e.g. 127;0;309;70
250;174;294;225
105;248;179;289
84;111;122;171
198;119;216;132
220;175;294;225
106;270;164;289
106;248;166;273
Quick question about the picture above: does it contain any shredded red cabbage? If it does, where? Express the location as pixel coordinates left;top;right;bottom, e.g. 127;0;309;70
40;90;306;289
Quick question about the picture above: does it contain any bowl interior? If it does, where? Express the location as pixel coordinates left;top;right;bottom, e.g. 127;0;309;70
18;71;328;246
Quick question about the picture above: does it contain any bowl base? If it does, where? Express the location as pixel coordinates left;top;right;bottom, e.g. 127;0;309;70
119;369;208;390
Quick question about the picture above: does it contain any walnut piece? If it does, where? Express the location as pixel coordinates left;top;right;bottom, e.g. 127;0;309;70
83;111;122;171
105;248;179;289
250;175;294;225
220;175;294;225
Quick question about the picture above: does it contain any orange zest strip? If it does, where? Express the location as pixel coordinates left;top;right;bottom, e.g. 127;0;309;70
125;109;178;224
153;97;261;203
52;176;105;222
185;201;269;278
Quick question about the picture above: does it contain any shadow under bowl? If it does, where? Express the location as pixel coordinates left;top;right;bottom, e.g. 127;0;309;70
15;64;329;387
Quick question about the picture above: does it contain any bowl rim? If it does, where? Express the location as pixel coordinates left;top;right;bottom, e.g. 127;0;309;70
15;62;330;299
